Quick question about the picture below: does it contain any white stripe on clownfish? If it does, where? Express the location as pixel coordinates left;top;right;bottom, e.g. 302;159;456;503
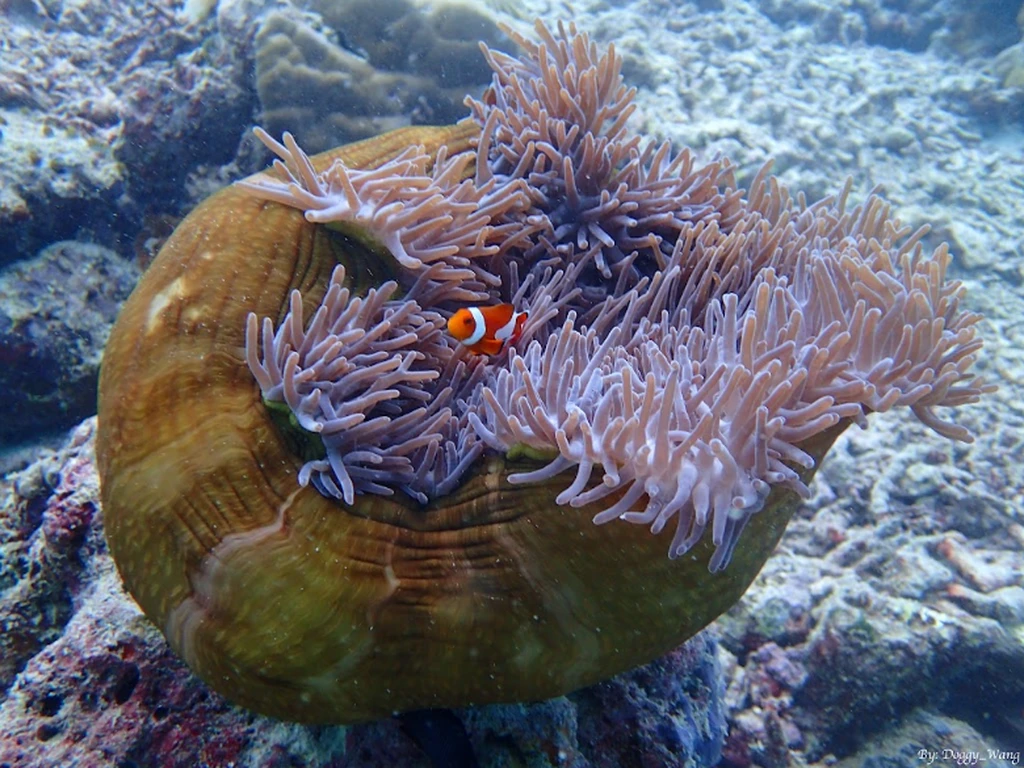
464;306;487;346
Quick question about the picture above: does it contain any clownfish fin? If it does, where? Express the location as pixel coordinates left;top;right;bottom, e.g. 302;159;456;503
466;337;505;356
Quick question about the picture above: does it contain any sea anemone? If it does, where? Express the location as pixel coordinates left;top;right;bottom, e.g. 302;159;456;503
238;20;990;572
96;20;992;723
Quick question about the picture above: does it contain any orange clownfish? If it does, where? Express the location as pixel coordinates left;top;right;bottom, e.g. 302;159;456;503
447;304;528;355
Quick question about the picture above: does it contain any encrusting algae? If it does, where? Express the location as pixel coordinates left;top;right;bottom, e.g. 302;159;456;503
96;20;993;723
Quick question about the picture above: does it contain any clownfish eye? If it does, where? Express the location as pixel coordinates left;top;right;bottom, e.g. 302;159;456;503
462;316;473;326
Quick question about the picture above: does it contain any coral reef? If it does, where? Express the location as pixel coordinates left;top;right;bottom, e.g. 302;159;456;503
1;0;1020;761
618;0;1024;284
254;0;508;154
0;241;139;446
716;404;1024;765
0;423;725;766
753;0;1022;55
827;711;1022;768
994;41;1024;89
308;0;504;85
0;0;253;261
0;0;511;265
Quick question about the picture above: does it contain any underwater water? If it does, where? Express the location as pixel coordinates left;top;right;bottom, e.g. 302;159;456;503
1;0;1023;767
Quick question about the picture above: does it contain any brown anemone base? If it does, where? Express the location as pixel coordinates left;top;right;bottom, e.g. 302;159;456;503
96;123;846;724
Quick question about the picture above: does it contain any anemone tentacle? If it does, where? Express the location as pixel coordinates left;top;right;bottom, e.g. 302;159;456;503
237;20;992;569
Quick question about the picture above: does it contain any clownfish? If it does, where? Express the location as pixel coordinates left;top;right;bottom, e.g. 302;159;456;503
447;304;528;356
